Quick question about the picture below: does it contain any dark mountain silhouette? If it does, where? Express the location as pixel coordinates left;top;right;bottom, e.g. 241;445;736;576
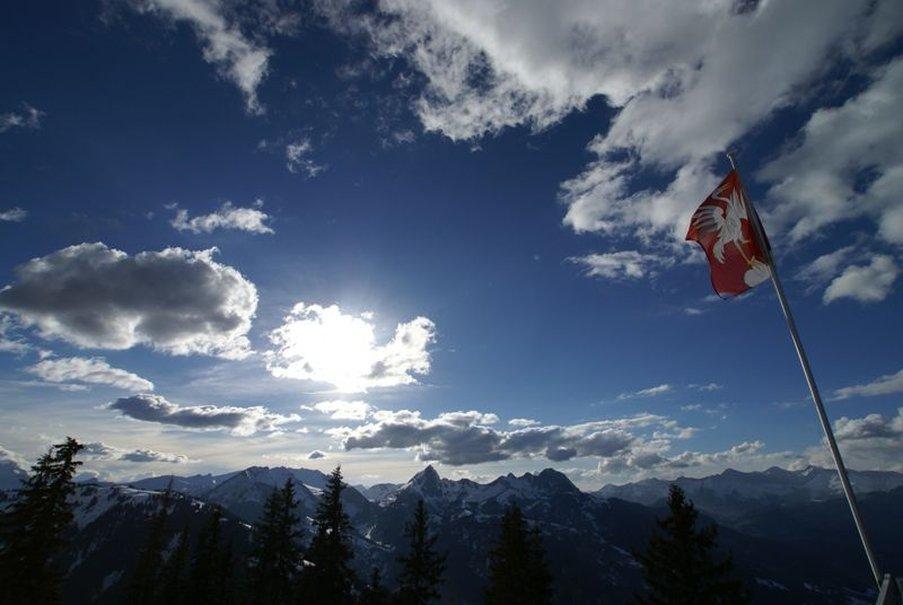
3;463;899;604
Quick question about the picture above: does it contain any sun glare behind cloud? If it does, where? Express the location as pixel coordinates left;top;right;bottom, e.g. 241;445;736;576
265;302;435;392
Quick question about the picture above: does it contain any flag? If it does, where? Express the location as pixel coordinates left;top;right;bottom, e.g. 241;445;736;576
686;170;770;297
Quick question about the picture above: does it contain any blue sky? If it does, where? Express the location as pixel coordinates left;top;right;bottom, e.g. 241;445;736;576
0;0;901;486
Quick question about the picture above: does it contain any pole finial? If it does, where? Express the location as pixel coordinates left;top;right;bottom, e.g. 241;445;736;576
726;150;737;171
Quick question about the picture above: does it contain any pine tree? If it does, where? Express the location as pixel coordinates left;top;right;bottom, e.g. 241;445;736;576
298;465;356;603
250;478;303;604
0;437;84;605
396;499;446;604
635;485;748;605
360;567;389;605
160;525;190;605
189;505;235;604
485;503;553;605
128;486;173;604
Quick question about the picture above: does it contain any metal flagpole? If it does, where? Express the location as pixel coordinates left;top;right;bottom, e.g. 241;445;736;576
726;151;883;588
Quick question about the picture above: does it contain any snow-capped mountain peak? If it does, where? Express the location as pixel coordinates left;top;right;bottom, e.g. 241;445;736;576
393;467;581;508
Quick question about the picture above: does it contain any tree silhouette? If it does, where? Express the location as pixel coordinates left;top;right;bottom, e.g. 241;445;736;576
485;503;553;605
635;484;747;604
249;478;303;604
360;567;390;605
128;485;173;604
396;499;446;604
0;436;84;604
298;465;355;603
188;505;235;604
160;524;190;605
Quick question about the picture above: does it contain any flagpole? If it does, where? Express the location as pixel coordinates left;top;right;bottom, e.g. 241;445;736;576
727;151;883;588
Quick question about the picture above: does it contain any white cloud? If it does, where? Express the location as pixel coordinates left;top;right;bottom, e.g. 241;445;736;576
834;368;903;400
0;315;31;355
508;418;539;427
796;246;858;289
690;382;722;392
266;302;436;392
0;207;27;222
569;250;673;280
13;379;88;392
285;137;326;177
761;57;903;245
171;200;274;234
617;383;672;401
822;255;898;304
805;408;903;472
108;393;300;436
81;441;191;464
129;0;271;114
0;103;43;133
0;243;257;359
321;0;901;264
25;356;154;392
302;400;374;421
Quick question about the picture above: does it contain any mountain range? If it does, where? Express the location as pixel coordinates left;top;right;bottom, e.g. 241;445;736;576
1;459;900;604
595;465;903;522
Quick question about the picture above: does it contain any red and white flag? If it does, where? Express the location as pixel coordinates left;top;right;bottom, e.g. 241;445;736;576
686;170;770;297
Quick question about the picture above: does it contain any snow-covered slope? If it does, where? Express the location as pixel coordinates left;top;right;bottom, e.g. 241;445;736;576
0;456;28;490
61;485;253;603
354;482;402;503
127;471;238;495
192;466;377;525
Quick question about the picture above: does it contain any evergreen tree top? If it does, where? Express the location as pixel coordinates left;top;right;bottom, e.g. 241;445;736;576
635;484;748;605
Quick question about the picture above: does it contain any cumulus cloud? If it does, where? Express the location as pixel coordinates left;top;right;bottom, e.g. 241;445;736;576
595;440;767;476
0;103;43;133
318;0;903;274
266;302;436;392
761;57;903;245
285;137;326;177
822;255;898;304
795;246;859;291
302;400;374;421
81;441;191;464
508;418;539;427
127;0;271;113
805;408;903;472
108;393;300;436
617;383;672;401
0;243;257;359
25;356;154;392
0;207;27;222
570;251;673;280
332;408;693;466
171;200;274;234
834;368;903;400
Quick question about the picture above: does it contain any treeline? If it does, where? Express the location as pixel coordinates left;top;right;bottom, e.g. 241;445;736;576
0;438;747;604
